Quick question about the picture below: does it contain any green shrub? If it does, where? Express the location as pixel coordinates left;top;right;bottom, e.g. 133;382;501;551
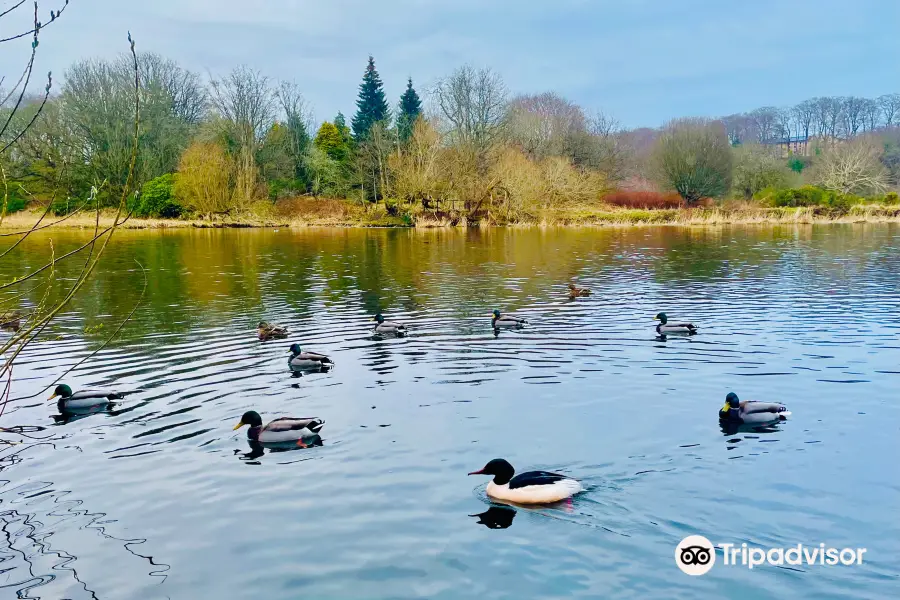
884;191;899;204
760;186;863;212
137;174;182;218
3;195;27;214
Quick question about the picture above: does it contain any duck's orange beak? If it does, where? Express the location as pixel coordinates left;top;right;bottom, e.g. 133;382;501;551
468;468;486;476
48;392;58;400
233;422;246;431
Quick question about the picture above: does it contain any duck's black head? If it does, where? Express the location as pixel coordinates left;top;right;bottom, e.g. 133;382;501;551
373;314;384;324
49;384;73;400
654;312;668;324
233;410;263;435
492;309;501;318
720;392;741;420
288;343;302;355
725;392;740;408
469;458;515;485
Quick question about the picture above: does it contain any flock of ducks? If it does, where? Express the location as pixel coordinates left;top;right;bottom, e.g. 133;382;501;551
44;282;790;506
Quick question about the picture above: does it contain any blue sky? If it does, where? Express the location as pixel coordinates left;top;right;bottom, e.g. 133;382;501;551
2;0;898;128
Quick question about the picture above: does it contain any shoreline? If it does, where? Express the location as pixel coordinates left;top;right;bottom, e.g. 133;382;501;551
3;205;900;231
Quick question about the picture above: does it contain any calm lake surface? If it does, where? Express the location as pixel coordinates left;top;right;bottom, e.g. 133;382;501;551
2;225;899;599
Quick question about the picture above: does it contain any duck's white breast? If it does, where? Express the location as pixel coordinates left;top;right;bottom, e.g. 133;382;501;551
486;478;582;504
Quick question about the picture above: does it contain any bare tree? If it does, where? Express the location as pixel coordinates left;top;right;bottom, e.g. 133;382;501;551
792;99;816;140
209;66;276;209
879;93;900;127
721;113;757;146
860;98;881;133
506;92;585;159
749;107;782;143
275;81;313;182
651;118;733;204
812;137;889;195
840;96;866;138
434;65;507;159
138;53;206;125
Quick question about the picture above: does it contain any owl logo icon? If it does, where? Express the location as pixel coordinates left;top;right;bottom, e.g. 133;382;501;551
675;535;716;575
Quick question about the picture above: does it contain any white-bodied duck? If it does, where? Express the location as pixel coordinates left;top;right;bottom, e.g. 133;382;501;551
48;383;128;410
373;313;406;335
654;312;697;335
491;310;527;330
233;410;325;445
469;458;582;504
718;392;790;425
288;343;333;370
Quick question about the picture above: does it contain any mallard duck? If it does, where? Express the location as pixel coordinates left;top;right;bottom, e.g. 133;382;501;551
288;343;333;370
568;283;591;298
233;410;325;445
373;314;406;335
258;321;288;341
654;312;697;335
48;383;127;409
719;392;790;425
491;309;526;329
469;458;582;504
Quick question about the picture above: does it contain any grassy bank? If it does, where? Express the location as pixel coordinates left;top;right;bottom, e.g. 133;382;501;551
4;201;900;231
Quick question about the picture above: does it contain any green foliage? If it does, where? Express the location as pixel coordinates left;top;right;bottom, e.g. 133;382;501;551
137;174;182;218
267;178;307;200
758;186;865;211
885;191;899;204
397;78;423;144
314;121;350;162
2;195;27;214
788;156;808;173
351;56;390;139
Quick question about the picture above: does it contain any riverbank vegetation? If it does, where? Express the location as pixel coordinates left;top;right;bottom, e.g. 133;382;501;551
2;50;900;228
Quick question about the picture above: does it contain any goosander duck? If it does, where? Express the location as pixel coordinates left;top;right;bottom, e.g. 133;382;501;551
654;312;697;335
288;343;333;371
719;392;790;425
373;314;407;335
491;310;527;330
469;458;582;504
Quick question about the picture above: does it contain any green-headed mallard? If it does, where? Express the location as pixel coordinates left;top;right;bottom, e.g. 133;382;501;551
288;343;334;370
258;321;289;341
49;383;128;410
492;309;526;329
233;410;324;445
718;392;790;424
654;312;697;335
373;314;406;335
568;284;591;298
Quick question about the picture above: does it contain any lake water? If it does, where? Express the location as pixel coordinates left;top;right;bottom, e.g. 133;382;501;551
1;225;898;599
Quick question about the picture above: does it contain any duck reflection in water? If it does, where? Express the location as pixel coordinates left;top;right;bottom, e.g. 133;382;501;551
237;435;324;462
52;402;117;424
470;505;517;529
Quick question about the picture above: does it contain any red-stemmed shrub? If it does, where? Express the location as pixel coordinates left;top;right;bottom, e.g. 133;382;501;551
602;191;685;209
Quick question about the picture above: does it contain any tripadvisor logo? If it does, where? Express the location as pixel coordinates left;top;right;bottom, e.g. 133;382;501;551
675;536;867;575
675;535;716;576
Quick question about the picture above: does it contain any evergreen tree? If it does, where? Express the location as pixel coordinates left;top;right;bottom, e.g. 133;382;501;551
334;112;353;145
397;77;423;143
351;56;390;140
314;121;349;162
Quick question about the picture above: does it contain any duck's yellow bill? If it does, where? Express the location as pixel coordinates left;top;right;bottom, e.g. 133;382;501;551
233;422;246;431
48;392;58;400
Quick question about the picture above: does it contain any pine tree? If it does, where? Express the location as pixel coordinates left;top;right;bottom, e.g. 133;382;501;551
397;77;423;143
351;56;390;140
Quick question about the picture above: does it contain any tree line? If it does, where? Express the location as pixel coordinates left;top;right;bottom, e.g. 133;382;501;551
2;50;898;220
